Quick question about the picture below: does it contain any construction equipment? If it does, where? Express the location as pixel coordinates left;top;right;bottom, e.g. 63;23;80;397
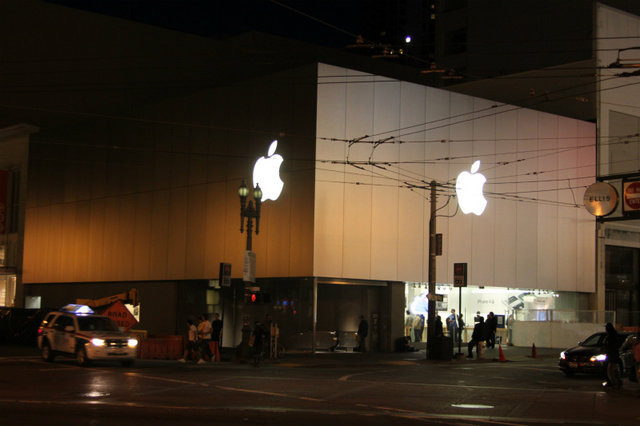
76;289;139;309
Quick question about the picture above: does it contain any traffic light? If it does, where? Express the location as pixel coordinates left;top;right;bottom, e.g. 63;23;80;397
245;291;270;304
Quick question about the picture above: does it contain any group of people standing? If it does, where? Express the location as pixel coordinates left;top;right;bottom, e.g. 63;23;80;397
239;314;274;366
467;311;498;358
179;313;223;364
405;309;465;343
405;311;425;342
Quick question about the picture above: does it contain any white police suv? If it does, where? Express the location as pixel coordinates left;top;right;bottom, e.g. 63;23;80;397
37;304;138;366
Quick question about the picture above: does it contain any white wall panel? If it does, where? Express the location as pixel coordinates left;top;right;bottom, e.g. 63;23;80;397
537;113;559;290
370;78;400;279
342;69;374;279
315;64;347;277
446;93;474;283
314;64;595;293
493;109;518;286
470;97;497;285
515;109;539;288
398;82;427;281
557;117;579;291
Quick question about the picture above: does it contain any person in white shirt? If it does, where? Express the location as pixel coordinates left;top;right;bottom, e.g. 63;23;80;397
178;319;199;363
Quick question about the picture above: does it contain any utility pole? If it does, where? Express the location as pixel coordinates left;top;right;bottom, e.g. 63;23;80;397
427;180;437;358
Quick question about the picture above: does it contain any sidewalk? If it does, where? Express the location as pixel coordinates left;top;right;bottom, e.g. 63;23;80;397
0;342;560;367
271;344;559;368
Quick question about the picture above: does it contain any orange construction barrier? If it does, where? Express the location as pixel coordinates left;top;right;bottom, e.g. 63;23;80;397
531;343;537;358
138;335;184;360
499;345;506;362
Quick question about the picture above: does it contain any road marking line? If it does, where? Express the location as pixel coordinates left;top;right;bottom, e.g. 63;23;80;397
341;378;609;395
215;385;322;402
338;368;396;382
124;372;209;387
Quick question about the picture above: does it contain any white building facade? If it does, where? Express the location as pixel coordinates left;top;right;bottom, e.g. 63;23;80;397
315;63;596;346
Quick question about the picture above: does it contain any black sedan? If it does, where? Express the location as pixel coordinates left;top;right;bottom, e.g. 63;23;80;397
558;331;636;379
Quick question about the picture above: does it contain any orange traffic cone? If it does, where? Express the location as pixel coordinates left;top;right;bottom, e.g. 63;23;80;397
531;343;537;358
498;345;506;362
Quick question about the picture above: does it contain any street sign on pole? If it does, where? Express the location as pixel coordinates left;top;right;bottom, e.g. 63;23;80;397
427;293;444;302
453;263;467;287
243;251;256;283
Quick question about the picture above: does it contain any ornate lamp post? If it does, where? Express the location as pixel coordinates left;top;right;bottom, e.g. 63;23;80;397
238;180;262;251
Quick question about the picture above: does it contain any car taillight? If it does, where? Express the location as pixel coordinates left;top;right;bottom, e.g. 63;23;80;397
37;327;43;336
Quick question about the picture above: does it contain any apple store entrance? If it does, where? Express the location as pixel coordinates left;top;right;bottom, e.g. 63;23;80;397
404;282;566;345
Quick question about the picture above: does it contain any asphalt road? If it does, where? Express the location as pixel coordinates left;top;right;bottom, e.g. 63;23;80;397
1;346;639;425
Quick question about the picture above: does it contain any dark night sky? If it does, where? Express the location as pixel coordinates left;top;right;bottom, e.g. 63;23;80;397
45;0;366;47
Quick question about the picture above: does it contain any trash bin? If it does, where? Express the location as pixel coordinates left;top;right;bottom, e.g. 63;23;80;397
428;336;453;360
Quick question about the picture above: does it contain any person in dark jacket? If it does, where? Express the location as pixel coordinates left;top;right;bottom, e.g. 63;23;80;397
467;316;485;358
434;315;444;337
485;312;497;349
604;322;622;389
414;314;425;342
457;314;465;344
252;321;265;367
356;315;369;352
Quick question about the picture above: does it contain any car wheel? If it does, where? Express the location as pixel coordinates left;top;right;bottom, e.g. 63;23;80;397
76;346;90;367
120;360;134;367
41;341;55;362
562;369;574;377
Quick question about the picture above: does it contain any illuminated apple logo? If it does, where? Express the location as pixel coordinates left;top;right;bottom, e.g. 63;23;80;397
455;160;487;215
252;140;284;201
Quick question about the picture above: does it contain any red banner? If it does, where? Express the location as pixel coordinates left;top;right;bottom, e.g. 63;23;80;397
0;170;7;234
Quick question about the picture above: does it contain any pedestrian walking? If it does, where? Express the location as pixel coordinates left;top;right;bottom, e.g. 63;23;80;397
264;314;273;359
604;322;622;389
252;321;265;366
238;316;253;362
178;319;198;363
356;315;369;352
197;313;212;364
210;313;223;362
467;316;485;358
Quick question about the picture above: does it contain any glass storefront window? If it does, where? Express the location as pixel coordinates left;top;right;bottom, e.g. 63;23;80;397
0;274;16;307
405;283;561;327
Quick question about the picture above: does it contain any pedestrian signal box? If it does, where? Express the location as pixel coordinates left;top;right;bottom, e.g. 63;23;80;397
219;262;231;287
453;263;467;287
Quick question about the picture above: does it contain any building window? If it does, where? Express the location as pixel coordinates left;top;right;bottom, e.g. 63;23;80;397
605;245;640;327
606;245;638;289
0;274;16;307
609;110;640;175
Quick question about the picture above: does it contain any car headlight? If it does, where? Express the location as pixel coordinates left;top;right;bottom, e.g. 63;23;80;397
590;354;607;362
560;351;566;360
127;338;138;348
91;338;106;347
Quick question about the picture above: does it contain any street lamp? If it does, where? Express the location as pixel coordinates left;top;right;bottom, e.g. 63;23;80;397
238;180;262;251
